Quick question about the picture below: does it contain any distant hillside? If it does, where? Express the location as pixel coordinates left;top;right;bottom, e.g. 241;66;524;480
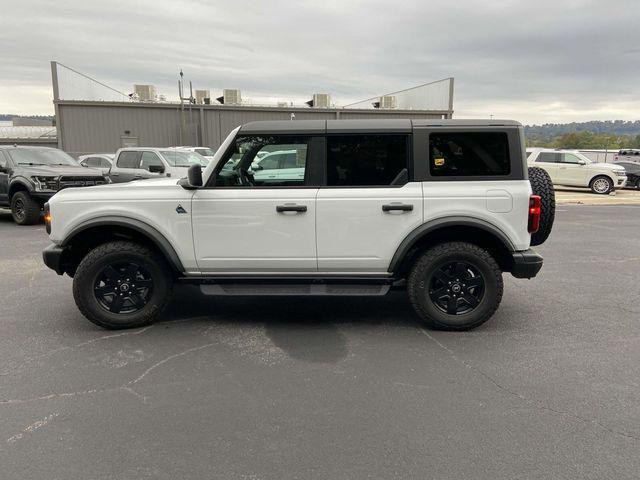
525;120;640;146
0;114;55;126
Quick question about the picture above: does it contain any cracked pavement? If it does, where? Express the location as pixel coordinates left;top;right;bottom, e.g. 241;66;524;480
1;205;639;479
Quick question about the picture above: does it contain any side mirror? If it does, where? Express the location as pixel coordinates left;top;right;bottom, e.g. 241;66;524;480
81;163;88;168
578;160;586;165
252;164;263;171
148;164;165;174
180;164;203;190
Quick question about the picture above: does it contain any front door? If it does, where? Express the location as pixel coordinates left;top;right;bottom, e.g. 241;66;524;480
111;151;141;183
556;152;587;186
316;134;423;273
0;151;9;205
192;134;319;273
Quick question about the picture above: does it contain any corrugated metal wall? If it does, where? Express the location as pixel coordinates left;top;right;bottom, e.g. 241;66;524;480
57;101;447;157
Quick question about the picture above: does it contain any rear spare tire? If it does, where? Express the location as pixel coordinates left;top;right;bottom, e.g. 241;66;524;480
528;166;555;246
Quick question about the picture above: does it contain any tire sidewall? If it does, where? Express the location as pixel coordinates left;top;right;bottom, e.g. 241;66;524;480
412;249;501;329
75;248;170;328
11;192;39;225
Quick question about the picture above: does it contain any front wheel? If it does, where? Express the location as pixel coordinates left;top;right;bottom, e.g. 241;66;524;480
73;241;174;329
590;176;613;194
408;242;504;331
11;191;41;225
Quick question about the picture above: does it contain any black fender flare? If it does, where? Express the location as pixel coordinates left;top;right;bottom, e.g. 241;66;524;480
8;178;34;197
388;216;515;274
61;216;185;273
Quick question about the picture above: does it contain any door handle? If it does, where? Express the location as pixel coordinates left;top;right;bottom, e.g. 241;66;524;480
382;203;413;212
276;204;307;213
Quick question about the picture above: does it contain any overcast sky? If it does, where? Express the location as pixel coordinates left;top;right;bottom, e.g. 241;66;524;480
1;0;638;124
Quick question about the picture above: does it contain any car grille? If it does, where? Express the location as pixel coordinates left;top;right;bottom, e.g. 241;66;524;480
58;176;107;189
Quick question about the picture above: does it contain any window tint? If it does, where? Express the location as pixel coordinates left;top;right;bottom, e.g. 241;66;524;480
140;152;164;171
99;158;111;168
430;132;510;177
216;136;309;187
327;135;407;186
537;152;558;163
117;151;140;168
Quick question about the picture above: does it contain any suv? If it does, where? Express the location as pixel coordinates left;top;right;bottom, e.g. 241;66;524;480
109;147;206;183
527;148;626;194
42;120;553;331
615;149;640;163
615;161;640;189
0;146;109;225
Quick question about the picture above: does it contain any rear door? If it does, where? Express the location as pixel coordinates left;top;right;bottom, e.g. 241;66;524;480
111;151;141;183
316;132;423;273
534;152;559;182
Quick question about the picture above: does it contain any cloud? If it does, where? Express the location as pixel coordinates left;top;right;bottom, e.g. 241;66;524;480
1;0;638;124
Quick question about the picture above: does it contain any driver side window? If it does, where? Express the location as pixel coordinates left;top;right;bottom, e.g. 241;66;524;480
215;136;309;187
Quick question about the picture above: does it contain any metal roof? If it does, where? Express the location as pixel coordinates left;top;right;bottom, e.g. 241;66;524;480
0;126;57;139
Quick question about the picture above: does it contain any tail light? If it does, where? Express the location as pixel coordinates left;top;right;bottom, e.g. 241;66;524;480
528;195;541;233
44;202;52;234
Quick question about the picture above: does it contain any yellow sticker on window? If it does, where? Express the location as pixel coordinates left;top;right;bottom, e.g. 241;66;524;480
434;158;445;166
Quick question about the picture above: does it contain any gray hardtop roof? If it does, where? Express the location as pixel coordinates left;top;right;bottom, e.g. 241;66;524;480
239;119;522;135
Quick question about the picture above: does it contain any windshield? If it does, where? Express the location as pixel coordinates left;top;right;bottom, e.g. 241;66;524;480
10;148;78;166
160;150;207;167
194;148;215;157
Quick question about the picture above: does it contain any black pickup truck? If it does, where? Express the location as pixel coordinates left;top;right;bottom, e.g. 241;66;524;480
0;146;109;225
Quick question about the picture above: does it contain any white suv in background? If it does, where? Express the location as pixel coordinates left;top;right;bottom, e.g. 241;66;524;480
527;148;626;194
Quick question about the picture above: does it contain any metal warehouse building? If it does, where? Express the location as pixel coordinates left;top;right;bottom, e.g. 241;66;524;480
51;62;455;157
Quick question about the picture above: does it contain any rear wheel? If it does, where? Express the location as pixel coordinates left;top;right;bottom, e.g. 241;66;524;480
10;191;41;225
590;175;613;194
408;242;503;331
73;241;173;329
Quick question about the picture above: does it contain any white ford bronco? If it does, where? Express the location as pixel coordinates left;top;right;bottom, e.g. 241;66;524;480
43;120;554;331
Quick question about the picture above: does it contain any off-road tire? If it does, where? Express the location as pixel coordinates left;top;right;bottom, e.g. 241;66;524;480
408;242;503;331
10;191;41;225
73;241;174;329
528;166;555;246
589;175;613;195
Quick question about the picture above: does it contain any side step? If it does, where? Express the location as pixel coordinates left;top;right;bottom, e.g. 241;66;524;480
179;276;395;297
200;283;391;296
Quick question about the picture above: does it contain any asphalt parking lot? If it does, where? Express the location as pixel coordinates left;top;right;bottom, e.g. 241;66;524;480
1;205;639;479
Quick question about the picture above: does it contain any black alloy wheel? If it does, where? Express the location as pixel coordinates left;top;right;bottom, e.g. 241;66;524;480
94;262;154;314
429;261;484;315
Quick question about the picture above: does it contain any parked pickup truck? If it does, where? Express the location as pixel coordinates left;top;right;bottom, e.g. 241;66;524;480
527;148;626;194
43;120;554;331
108;147;206;183
0;146;109;225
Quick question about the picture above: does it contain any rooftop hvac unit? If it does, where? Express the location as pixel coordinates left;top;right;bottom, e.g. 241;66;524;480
374;95;396;109
306;93;331;108
134;84;157;102
195;89;211;105
216;89;242;105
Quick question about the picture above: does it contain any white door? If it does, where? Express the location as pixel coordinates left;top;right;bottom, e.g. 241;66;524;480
192;135;318;273
316;134;423;273
556;152;587;186
533;152;559;182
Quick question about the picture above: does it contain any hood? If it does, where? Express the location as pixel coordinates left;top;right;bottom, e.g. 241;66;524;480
98;177;181;189
16;164;105;177
598;163;625;172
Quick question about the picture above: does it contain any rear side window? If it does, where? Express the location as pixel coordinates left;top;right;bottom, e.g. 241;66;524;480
327;135;408;186
429;132;510;177
536;152;558;163
117;151;140;168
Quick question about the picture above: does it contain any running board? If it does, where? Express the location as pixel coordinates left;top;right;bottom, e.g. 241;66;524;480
179;276;395;297
200;283;391;296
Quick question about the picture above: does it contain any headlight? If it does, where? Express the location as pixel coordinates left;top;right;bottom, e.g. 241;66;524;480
614;170;626;177
31;176;59;191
